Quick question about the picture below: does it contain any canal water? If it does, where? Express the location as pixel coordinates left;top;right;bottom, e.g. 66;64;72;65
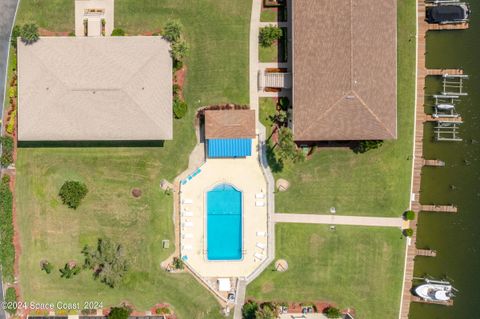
410;2;480;318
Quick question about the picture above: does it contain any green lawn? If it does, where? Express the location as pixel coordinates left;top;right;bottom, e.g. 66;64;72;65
247;224;406;319
16;114;228;318
260;8;278;22
14;0;251;317
266;0;416;216
259;98;276;138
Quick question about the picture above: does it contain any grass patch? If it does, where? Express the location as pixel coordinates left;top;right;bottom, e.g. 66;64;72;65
247;224;406;319
272;0;416;216
259;98;276;138
259;44;278;63
260;9;278;22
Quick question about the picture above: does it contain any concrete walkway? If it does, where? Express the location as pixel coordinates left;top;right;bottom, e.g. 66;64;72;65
248;0;262;113
233;279;247;319
274;213;404;228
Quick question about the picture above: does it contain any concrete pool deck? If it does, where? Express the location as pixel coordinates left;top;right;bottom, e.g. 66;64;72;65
180;137;268;278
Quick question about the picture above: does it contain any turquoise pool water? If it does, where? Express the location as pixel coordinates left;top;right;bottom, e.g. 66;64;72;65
207;184;242;260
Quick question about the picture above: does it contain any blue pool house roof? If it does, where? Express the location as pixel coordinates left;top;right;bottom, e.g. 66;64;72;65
205;109;256;158
207;139;252;158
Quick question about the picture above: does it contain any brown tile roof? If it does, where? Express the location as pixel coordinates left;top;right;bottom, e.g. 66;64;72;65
205;110;256;139
292;0;397;141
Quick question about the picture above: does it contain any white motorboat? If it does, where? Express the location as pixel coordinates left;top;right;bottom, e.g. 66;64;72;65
414;279;455;302
436;103;455;111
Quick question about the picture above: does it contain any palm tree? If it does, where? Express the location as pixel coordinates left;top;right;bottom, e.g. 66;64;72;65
20;23;39;44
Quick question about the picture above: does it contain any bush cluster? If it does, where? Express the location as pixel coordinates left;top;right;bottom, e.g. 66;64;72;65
259;25;283;47
111;28;125;36
163;20;189;65
5;287;17;315
6;110;16;135
1;136;14;167
108;306;132;319
0;175;15;282
59;180;88;209
173;98;188;119
404;210;415;220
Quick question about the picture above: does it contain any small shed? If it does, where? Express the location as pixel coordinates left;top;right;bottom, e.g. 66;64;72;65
204;109;256;158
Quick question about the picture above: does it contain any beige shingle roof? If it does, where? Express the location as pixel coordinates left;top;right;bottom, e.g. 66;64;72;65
205;110;256;139
292;0;397;141
18;36;172;141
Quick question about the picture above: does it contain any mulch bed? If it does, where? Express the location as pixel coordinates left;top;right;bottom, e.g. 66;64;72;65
174;65;187;100
38;28;70;36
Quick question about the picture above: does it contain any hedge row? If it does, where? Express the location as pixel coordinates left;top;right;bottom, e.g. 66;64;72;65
0;175;15;282
1;136;14;167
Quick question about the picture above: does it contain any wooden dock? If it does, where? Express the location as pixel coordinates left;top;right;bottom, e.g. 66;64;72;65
422;159;445;167
415;249;437;257
424;115;463;123
421;205;458;213
427;22;469;31
412;296;454;306
426;68;464;76
400;1;462;318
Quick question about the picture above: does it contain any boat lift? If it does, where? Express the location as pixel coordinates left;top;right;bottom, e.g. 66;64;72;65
434;121;463;142
442;74;468;96
432;94;460;118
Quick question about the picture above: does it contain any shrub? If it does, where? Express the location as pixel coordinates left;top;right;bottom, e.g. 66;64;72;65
6;110;16;135
9;86;16;98
173;59;183;71
404;210;415;220
82;238;129;288
108;306;132;319
59;263;81;279
172;257;184;270
274;110;287;124
0;136;14;167
59;180;88;209
0;177;15;282
259;25;282;47
323;306;341;318
20;23;39;44
111;28;125;36
5;287;17;315
173;98;188;119
278;96;290;110
242;300;258;319
41;260;53;274
404;228;414;237
155;307;170;315
170;39;189;62
163;20;183;43
11;25;21;49
354;140;384;153
173;84;180;97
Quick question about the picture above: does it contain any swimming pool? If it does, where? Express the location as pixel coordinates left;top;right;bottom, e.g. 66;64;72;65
206;183;242;260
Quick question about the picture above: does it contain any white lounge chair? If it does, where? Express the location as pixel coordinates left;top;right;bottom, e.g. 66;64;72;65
182;210;193;217
182;198;193;204
183;221;193;227
255;193;265;199
256;242;266;250
182;244;193;251
256;231;267;237
182;233;193;239
255;201;265;207
254;252;265;260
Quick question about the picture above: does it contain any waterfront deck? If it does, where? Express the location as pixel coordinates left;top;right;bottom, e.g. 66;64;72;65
415;249;437;257
400;1;462;317
421;205;458;213
422;159;445;167
427;22;469;31
412;296;454;306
